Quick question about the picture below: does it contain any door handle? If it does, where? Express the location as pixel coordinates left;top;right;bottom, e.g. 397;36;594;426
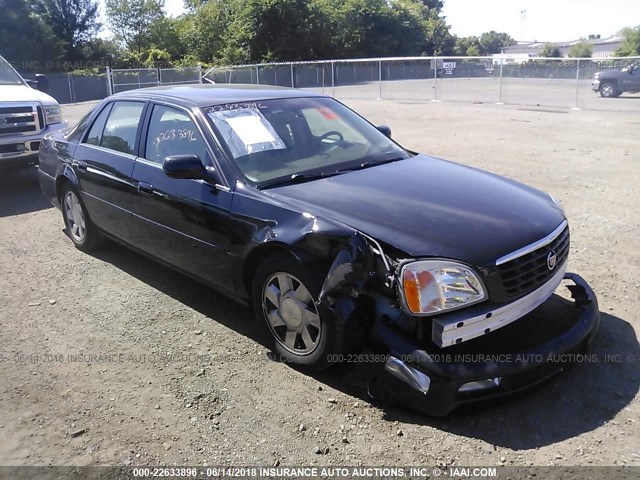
137;182;154;196
75;160;87;171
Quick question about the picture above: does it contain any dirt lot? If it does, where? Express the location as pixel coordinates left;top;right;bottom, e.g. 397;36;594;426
0;99;638;468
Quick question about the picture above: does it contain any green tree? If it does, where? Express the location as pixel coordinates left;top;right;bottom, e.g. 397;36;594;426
0;0;64;70
615;26;640;56
478;31;515;55
453;32;514;56
568;40;593;58
332;0;409;58
417;0;443;12
173;0;456;64
179;0;231;63
105;0;165;54
453;35;480;56
34;0;101;61
540;43;561;58
149;16;188;59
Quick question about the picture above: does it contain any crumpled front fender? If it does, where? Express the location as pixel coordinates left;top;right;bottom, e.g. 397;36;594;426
316;232;385;353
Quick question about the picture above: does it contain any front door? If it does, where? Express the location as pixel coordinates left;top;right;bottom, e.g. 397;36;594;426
620;63;640;92
129;103;235;293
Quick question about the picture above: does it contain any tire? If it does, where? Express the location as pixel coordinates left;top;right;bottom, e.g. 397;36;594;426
60;184;102;251
599;83;620;98
251;254;346;370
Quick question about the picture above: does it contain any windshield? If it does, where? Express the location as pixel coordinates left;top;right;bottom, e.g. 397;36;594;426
0;56;26;86
204;97;410;186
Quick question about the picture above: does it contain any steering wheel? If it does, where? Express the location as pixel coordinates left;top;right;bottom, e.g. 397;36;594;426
317;130;344;143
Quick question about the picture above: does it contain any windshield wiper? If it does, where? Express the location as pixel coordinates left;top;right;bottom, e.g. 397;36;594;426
257;171;343;190
336;156;406;174
257;155;408;189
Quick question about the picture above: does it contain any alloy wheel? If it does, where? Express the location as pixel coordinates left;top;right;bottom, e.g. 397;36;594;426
64;190;86;242
262;272;322;355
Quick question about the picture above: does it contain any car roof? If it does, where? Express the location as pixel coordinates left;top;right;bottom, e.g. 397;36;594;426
112;84;324;107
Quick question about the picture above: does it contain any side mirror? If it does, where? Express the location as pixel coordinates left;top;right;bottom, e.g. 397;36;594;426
377;125;392;138
163;155;206;179
35;74;50;93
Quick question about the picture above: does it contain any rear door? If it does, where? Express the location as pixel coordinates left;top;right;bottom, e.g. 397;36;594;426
74;100;146;243
128;103;235;292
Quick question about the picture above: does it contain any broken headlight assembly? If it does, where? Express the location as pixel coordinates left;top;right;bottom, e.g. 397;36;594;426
398;260;487;315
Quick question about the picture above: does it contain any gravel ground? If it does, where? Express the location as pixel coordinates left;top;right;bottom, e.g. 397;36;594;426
0;99;638;468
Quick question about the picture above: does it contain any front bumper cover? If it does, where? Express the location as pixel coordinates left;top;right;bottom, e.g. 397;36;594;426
368;272;599;416
0;121;68;168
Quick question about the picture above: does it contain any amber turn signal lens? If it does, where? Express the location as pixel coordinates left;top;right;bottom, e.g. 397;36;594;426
403;270;421;313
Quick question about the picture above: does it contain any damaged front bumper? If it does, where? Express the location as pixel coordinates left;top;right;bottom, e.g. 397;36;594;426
367;273;600;416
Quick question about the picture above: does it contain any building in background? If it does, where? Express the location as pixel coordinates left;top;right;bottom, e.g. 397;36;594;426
502;36;623;58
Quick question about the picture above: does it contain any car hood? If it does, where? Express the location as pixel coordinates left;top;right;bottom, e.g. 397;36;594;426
0;84;59;105
266;155;565;266
594;70;620;78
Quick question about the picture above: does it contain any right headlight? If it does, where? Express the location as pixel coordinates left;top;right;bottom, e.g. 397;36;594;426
43;105;62;125
399;259;487;316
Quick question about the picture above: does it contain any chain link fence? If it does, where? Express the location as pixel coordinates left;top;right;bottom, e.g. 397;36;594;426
22;71;109;105
22;66;203;104
205;56;640;111
106;66;203;95
37;58;639;110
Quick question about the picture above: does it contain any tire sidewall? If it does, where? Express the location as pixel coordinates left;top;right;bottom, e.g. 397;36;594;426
251;255;337;370
60;184;97;251
600;83;618;98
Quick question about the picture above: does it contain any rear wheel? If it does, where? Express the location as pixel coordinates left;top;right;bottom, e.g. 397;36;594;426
252;254;345;370
61;184;102;251
599;83;620;98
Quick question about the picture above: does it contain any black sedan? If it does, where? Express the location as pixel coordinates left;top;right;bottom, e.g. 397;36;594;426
39;85;599;416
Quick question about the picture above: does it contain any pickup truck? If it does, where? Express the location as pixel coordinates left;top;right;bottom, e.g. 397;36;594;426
592;61;640;98
0;54;68;170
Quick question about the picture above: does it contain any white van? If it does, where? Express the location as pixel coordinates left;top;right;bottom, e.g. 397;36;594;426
0;54;68;169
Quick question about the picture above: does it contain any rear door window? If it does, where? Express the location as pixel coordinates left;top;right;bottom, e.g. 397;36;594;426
99;102;145;155
84;104;112;146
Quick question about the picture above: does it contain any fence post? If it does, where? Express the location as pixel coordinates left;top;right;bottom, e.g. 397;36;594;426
498;60;503;104
106;66;113;96
66;73;75;104
321;63;325;95
290;63;294;88
157;67;161;86
573;60;580;110
378;60;382;100
433;57;438;100
256;64;260;85
198;65;203;84
331;61;335;97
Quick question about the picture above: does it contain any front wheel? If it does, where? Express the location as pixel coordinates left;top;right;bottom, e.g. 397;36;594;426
61;184;102;251
252;255;345;370
599;83;620;98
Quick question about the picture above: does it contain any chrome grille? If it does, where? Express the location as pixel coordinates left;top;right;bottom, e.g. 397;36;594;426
496;225;570;298
0;104;42;136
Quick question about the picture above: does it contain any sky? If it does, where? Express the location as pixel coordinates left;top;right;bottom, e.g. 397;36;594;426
441;0;636;42
103;0;637;43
